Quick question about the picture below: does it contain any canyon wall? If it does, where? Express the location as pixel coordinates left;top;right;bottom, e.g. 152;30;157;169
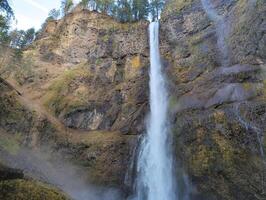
161;0;266;199
0;1;265;199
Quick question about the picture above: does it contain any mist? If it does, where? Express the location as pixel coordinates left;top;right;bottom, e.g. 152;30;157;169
0;147;123;200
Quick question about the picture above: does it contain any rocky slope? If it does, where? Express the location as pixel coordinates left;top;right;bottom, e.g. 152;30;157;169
0;9;149;196
0;1;265;199
161;0;266;199
29;10;149;134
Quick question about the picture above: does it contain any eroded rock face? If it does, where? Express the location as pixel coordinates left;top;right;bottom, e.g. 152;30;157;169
161;0;266;199
0;78;137;187
31;11;150;134
0;10;149;191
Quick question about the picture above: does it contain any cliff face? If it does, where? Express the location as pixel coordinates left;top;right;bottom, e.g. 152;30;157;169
28;10;150;134
0;10;149;191
161;0;266;199
0;1;265;199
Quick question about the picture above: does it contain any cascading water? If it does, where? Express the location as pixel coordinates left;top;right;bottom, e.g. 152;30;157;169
131;21;176;200
201;0;230;67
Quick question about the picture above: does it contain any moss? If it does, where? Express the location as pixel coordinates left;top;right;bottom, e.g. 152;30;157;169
213;111;226;124
0;180;69;200
169;95;178;110
168;28;217;83
102;34;110;43
263;134;266;152
243;82;254;91
95;58;102;65
256;0;264;7
211;133;237;171
0;133;21;155
162;0;194;19
190;144;217;176
14;56;36;85
67;131;133;186
43;65;91;116
175;108;266;199
263;79;266;99
0;91;34;135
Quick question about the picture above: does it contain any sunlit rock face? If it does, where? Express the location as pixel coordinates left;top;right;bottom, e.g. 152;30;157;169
25;10;150;134
161;0;266;199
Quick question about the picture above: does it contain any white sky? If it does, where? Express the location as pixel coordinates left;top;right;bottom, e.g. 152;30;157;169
10;0;79;30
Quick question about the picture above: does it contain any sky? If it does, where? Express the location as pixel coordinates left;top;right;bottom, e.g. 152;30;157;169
10;0;79;30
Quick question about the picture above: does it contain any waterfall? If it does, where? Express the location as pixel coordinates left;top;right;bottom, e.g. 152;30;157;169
131;21;176;200
201;0;230;67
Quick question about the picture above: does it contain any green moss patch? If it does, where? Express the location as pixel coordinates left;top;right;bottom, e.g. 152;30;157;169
0;133;21;155
162;0;194;19
0;180;69;200
43;65;91;116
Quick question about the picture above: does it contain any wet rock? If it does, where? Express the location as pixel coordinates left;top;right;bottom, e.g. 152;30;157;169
161;0;266;199
0;164;24;181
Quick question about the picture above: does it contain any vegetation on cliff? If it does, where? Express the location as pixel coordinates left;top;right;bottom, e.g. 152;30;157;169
0;0;265;199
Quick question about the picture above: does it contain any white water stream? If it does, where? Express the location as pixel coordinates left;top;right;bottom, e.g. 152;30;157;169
132;21;176;200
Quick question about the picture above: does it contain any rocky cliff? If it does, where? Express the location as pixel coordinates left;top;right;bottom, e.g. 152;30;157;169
161;0;266;199
0;1;265;199
0;10;150;196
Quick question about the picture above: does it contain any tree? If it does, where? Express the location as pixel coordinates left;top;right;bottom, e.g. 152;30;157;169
132;0;149;21
115;0;132;22
89;0;115;14
0;15;9;44
0;0;13;18
22;28;35;47
48;8;60;20
61;0;74;16
0;0;13;45
80;0;89;9
10;28;35;49
150;0;164;21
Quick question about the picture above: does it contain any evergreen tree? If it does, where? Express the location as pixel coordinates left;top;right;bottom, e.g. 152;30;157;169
22;28;35;47
132;0;149;21
61;0;74;16
150;0;164;21
48;8;60;20
80;0;89;9
0;0;13;18
88;0;97;10
115;0;132;22
96;0;115;14
0;0;13;45
0;15;9;44
10;28;35;49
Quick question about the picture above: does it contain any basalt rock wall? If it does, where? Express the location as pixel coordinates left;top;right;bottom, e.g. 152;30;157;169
160;0;266;199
